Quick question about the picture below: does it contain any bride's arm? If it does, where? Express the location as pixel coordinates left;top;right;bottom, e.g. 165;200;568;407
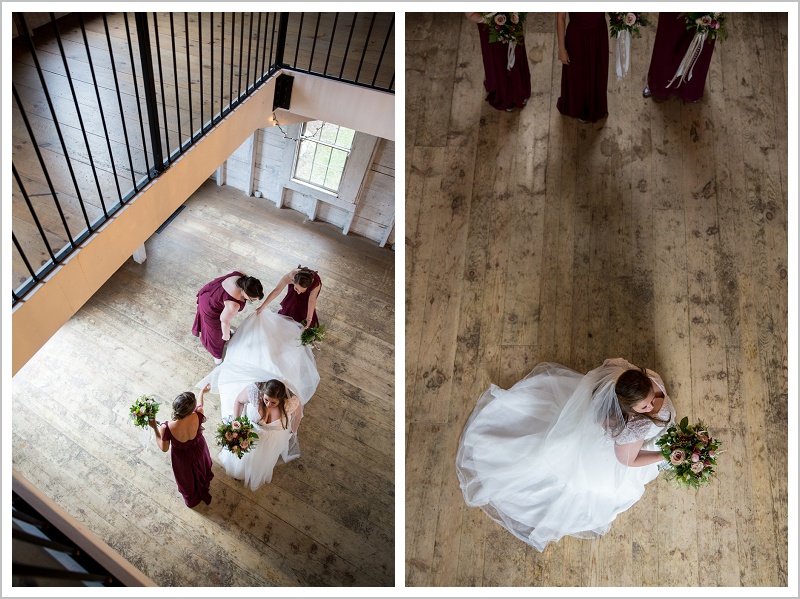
614;438;665;467
233;387;249;419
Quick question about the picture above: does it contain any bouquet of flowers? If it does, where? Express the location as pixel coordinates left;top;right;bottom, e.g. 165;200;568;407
682;13;728;42
608;13;650;38
655;417;722;489
480;13;527;45
216;415;259;459
300;322;326;349
130;395;160;428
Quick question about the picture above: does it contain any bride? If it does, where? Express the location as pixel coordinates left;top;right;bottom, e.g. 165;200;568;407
455;357;676;551
197;309;320;490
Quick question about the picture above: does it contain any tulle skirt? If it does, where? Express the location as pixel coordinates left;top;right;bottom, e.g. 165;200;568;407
456;363;663;551
217;403;300;490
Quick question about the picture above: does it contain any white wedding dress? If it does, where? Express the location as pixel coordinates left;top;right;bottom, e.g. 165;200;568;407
197;310;320;490
455;358;675;551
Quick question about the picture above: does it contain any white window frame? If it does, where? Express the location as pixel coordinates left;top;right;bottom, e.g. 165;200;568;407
290;121;355;197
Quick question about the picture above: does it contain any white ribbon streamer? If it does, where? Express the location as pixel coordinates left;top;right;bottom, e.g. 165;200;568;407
666;30;707;88
507;39;516;71
615;30;631;79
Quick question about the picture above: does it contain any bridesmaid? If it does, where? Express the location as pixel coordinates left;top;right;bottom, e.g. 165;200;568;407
643;13;717;103
256;266;321;330
192;272;264;365
465;12;531;112
556;12;609;123
149;385;214;508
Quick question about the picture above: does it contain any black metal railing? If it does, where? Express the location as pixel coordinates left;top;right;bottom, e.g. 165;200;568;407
11;11;394;305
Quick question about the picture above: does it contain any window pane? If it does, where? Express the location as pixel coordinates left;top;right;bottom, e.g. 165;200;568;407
335;127;355;148
310;163;328;186
324;168;343;190
329;148;347;170
319;123;339;144
314;144;332;167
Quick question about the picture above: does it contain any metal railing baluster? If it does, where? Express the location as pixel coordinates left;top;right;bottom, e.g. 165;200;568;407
323;13;339;75
373;14;393;87
108;14;146;188
151;13;173;162
339;13;358;79
169;14;184;153
124;13;153;179
356;13;376;83
184;13;194;141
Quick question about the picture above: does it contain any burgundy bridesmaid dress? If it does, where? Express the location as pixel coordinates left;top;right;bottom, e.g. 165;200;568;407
164;410;214;507
556;13;609;122
278;266;321;328
192;271;246;359
477;22;531;111
646;13;717;103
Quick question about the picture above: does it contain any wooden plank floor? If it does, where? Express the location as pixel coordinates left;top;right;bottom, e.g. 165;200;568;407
11;179;395;586
11;11;394;294
405;12;788;587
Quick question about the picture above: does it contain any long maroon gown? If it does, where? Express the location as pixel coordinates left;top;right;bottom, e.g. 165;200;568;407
556;13;609;122
192;271;246;360
646;13;717;103
477;23;531;111
279;266;321;328
164;409;213;507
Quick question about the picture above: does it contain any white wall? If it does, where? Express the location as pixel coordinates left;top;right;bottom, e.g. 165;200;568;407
221;121;395;247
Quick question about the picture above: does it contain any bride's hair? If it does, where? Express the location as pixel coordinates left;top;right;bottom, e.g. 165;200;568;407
236;275;264;300
615;368;669;428
172;391;197;420
293;268;314;289
256;380;292;429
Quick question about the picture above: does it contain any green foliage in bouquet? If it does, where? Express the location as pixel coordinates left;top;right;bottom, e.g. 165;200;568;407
300;322;326;348
216;415;259;459
682;13;728;42
481;13;527;45
656;417;722;489
608;13;651;38
130;395;160;428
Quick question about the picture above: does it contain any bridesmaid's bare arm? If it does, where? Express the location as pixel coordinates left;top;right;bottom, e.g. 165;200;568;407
256;273;294;315
304;285;321;329
149;421;170;452
465;12;483;23
557;13;569;64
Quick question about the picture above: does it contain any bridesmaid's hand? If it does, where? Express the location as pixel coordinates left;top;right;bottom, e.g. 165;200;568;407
558;47;570;65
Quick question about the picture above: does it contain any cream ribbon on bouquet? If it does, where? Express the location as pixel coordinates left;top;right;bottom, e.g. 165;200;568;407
615;29;631;78
666;30;707;88
506;39;516;70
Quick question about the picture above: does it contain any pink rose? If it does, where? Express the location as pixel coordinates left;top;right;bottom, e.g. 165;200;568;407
691;452;700;462
510;13;519;24
697;431;709;444
225;431;233;441
700;15;712;26
709;450;716;458
241;439;250;449
691;462;705;473
232;420;242;430
625;13;637;26
233;432;238;438
713;21;720;29
494;14;506;26
670;449;686;465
